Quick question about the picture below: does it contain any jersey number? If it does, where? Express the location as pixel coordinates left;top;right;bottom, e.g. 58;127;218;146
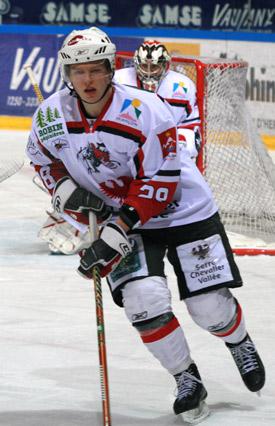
139;184;169;202
40;166;56;190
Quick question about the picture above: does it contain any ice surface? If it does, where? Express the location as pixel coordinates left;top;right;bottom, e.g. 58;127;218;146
0;130;274;425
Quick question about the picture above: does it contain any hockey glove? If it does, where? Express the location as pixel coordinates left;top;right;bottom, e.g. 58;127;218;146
52;176;112;222
78;222;132;279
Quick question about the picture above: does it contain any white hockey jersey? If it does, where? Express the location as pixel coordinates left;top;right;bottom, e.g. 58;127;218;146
26;83;216;230
114;67;200;128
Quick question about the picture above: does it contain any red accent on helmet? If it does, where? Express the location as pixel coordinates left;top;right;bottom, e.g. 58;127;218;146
67;35;85;46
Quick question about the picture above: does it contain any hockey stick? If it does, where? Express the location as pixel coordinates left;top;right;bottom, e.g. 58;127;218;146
25;63;112;425
89;212;112;426
23;63;44;103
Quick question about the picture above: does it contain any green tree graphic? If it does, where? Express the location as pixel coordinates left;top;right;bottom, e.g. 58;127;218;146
36;109;47;128
54;108;61;119
46;107;55;123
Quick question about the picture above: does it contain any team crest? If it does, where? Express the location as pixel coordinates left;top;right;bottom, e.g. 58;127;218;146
77;142;120;173
192;243;210;260
158;129;177;158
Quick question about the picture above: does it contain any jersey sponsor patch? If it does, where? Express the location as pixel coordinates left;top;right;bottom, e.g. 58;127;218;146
108;235;147;290
172;81;188;96
116;98;142;126
176;234;233;292
36;106;65;142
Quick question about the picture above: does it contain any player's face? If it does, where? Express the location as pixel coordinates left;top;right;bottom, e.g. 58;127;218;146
140;62;163;79
69;61;112;103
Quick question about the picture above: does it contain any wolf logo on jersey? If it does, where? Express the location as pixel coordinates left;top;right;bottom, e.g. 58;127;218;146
77;142;120;173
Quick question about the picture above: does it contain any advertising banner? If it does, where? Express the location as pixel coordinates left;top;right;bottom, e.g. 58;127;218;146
0;33;142;117
0;31;275;145
1;0;275;33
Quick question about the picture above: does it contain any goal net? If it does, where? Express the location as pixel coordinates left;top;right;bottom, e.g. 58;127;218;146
116;52;275;255
0;158;24;183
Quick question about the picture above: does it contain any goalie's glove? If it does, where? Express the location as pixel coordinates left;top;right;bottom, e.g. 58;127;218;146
77;223;132;279
52;176;112;222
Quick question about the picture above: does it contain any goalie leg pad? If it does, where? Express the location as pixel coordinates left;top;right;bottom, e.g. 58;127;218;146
38;212;91;255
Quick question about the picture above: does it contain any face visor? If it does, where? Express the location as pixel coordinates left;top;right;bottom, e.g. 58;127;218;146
136;60;168;92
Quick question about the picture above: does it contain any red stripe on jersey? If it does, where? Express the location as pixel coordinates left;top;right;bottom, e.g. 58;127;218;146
165;98;192;116
212;303;242;338
67;121;87;130
77;98;90;132
93;119;146;144
135;148;145;178
67;121;86;128
76;90;115;133
141;317;180;343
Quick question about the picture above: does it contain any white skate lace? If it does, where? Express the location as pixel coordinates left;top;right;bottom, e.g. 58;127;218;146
230;340;258;374
174;371;202;399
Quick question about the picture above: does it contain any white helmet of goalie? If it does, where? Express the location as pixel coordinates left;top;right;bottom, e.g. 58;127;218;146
58;27;116;83
134;40;171;92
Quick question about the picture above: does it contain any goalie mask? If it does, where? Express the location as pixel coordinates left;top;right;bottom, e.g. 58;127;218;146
134;41;171;92
58;26;116;85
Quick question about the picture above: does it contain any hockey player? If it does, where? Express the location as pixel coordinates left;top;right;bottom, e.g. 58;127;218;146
38;40;199;254
26;27;265;423
114;40;201;160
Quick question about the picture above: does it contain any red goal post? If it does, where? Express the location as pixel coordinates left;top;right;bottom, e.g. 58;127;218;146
116;52;275;255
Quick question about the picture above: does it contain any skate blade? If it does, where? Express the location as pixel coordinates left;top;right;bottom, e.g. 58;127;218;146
179;401;210;424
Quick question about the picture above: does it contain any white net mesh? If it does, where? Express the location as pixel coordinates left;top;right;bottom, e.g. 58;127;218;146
116;53;275;253
0;158;24;183
188;59;275;244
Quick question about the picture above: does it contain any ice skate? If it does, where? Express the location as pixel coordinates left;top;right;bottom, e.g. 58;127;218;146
226;334;265;393
173;363;210;424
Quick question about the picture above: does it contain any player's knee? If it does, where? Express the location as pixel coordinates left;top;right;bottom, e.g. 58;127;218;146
122;276;171;325
185;288;237;332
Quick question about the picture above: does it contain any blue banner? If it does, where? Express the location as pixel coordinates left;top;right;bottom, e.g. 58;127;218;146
1;0;275;32
0;33;142;117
